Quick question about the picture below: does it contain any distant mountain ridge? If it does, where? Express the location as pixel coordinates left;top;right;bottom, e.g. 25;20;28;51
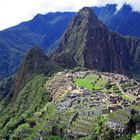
0;12;74;80
93;4;140;38
1;4;140;80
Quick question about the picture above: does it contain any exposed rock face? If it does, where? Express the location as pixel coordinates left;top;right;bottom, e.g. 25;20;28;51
51;7;140;74
13;47;60;95
125;37;140;73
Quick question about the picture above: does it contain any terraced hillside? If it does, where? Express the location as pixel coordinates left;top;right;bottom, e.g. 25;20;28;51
6;70;139;140
47;70;140;106
43;70;140;139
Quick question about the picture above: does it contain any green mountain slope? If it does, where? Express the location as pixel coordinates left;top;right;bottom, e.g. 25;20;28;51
0;70;139;139
0;76;15;101
13;47;61;96
0;75;51;139
0;47;62;139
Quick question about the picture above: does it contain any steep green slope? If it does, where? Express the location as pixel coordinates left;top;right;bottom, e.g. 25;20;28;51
0;69;140;139
0;46;62;139
3;70;139;140
13;47;61;97
0;75;51;139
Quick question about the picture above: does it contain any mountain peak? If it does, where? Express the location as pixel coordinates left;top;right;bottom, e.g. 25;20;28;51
79;7;94;14
119;4;132;15
51;7;136;74
121;4;132;11
12;47;61;96
26;47;49;62
77;7;99;23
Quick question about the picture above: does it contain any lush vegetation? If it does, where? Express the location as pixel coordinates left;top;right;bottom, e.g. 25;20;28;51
0;75;51;139
0;71;140;139
132;134;140;140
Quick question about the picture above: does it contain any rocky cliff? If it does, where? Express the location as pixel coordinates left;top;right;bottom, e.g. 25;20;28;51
51;7;140;74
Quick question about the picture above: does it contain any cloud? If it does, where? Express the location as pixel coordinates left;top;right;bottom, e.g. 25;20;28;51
0;0;140;30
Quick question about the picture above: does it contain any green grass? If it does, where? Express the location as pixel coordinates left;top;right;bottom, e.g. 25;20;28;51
122;95;134;101
75;79;93;90
97;78;107;86
85;74;99;82
94;78;107;90
48;135;64;140
130;105;140;110
74;74;108;91
132;134;140;140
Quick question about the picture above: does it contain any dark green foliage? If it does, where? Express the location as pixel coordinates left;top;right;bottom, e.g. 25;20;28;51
48;135;64;140
0;76;15;100
26;118;36;128
91;115;107;139
11;136;20;140
125;109;140;136
105;81;112;89
98;127;115;140
15;75;51;114
11;123;31;140
46;102;56;120
0;75;51;139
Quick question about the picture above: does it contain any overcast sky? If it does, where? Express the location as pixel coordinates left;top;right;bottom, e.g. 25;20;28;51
0;0;140;30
